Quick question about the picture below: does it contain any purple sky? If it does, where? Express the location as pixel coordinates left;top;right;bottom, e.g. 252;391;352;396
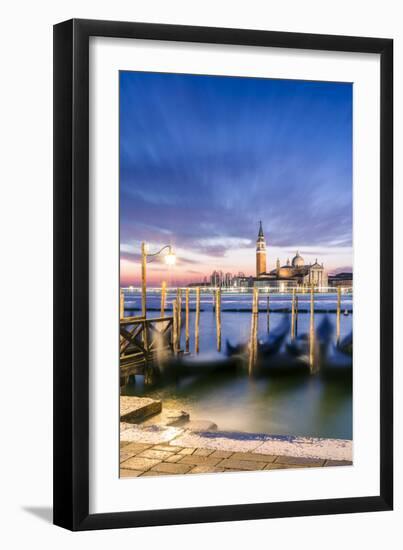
120;71;352;286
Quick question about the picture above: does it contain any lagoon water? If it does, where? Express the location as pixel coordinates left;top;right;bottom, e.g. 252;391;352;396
122;290;353;440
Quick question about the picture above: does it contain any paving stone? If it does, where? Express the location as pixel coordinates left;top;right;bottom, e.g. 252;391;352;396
189;466;225;474
137;449;175;460
217;459;266;471
140;470;170;477
274;456;325;466
179;455;223;467
121;456;162;471
150;462;193;475
324;460;353;467
193;448;215;457
264;463;314;470
120;396;162;423
231;452;277;463
152;445;184;453
164;454;183;463
120;450;138;463
210;450;233;459
119;469;142;478
123;442;153;454
178;447;196;455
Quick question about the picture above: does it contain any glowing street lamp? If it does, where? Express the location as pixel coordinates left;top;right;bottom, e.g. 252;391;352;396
141;242;176;318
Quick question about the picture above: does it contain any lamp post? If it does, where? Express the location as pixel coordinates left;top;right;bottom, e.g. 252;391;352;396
141;242;176;318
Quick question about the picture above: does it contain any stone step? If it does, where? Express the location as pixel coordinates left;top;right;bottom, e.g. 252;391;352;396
120;396;162;423
183;419;218;432
141;408;190;427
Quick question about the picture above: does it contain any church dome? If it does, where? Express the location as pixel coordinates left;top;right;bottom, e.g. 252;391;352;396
291;251;304;268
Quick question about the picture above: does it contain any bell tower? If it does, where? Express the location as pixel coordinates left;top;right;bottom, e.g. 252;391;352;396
256;221;267;277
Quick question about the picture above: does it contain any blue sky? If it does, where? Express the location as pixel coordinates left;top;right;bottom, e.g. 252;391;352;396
120;71;352;285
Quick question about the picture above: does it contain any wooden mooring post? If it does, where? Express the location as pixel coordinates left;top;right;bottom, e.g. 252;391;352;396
195;287;200;354
160;280;166;317
172;300;178;354
295;295;299;337
336;286;341;345
215;287;221;352
185;288;190;353
248;287;259;375
176;290;182;351
291;288;296;340
120;290;124;320
309;284;315;372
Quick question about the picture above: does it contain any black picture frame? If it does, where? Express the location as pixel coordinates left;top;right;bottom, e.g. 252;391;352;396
53;18;393;531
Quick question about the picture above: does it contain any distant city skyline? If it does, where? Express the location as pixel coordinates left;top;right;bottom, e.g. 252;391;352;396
120;72;352;287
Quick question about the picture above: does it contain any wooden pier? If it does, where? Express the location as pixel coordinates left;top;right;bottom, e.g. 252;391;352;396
120;316;174;376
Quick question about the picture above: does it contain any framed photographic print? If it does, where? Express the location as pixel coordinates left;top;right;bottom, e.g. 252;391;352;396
53;19;393;530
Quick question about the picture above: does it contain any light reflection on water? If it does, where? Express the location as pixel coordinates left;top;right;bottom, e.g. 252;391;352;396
122;291;352;440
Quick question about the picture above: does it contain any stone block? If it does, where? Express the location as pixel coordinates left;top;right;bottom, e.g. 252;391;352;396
152;445;184;453
189;466;225;474
119;469;142;478
150;462;193;475
274;456;325;466
193;448;215;457
121;456;162;471
123;442;153;455
324;459;353;467
137;449;175;460
179;455;222;467
231;452;277;463
184;420;218;432
120;396;162;423
164;454;183;463
178;447;196;455
217;459;266;471
164;410;190;426
210;450;233;459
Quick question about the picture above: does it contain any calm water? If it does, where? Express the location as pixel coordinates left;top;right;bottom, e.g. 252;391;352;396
122;290;353;440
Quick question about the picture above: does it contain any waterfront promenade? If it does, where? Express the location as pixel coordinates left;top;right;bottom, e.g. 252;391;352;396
120;439;352;478
120;408;353;478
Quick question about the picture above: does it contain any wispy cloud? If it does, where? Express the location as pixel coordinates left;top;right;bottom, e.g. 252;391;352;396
120;72;352;284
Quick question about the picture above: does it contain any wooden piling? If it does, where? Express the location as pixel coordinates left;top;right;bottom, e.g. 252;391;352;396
160;281;166;317
295;295;299;337
291;288;296;340
336;286;341;345
176;290;182;351
215;287;221;352
172;301;178;353
249;288;259;375
120;290;124;320
185;288;190;353
195;287;200;354
309;284;315;372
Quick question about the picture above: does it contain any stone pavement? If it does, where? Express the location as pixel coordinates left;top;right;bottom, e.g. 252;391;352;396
120;440;352;478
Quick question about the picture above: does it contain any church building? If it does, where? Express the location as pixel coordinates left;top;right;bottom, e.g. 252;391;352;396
254;221;327;289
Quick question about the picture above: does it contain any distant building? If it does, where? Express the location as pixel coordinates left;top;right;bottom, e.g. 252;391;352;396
253;222;328;290
187;222;349;291
328;272;353;289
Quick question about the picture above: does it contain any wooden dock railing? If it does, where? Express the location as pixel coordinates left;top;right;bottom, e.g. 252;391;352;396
120;316;174;375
